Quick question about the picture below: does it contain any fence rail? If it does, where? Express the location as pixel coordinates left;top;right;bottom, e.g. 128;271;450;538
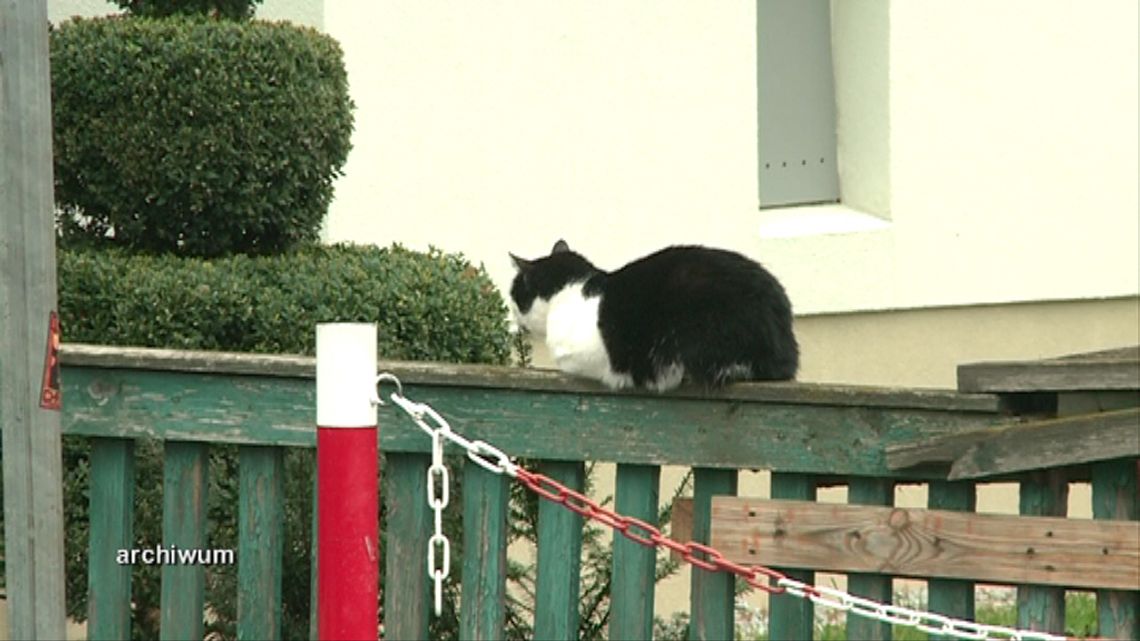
50;343;1139;640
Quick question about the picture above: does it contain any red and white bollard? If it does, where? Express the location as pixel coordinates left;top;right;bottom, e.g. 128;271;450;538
316;323;379;641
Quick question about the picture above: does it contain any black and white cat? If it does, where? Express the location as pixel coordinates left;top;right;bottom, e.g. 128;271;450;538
509;240;798;391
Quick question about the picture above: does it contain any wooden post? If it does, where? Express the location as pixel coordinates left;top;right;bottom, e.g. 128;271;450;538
0;0;68;638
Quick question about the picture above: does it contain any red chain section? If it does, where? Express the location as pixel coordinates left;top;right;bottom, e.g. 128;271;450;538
513;468;789;595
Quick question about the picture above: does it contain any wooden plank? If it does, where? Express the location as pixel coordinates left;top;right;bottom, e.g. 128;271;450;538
383;453;432;641
86;438;136;641
0;1;68;636
926;480;976;640
708;497;1138;591
61;342;1001;412
885;408;1140;478
460;460;510;641
958;347;1140;393
1091;458;1138;641
534;461;585;640
670;497;694;553
160;441;209;641
1016;469;1067;633
768;473;816;641
689;468;737;641
60;365;1007;479
237;446;284;640
609;464;660;641
846;477;894;641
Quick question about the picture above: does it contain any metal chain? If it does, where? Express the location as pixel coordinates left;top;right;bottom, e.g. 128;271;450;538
375;374;1070;641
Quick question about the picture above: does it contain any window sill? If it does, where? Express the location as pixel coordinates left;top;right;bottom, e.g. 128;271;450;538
757;203;890;239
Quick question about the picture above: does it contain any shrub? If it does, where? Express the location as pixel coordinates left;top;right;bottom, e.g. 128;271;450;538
58;243;512;363
51;16;354;257
114;0;263;20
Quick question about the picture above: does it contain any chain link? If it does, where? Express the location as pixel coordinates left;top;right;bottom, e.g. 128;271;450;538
377;373;1071;641
778;578;1065;641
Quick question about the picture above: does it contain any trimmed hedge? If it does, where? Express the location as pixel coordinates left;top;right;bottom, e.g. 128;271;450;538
51;16;354;257
58;243;512;363
114;0;263;20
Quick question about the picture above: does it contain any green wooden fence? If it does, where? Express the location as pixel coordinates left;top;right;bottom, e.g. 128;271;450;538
48;343;1139;640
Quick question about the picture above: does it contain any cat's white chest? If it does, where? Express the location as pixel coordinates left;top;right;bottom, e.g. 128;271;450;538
545;284;633;389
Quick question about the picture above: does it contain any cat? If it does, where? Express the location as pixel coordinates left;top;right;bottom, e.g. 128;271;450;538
508;240;798;391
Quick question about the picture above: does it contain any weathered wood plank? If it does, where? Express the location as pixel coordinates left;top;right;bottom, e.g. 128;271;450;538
689;468;738;641
768;473;816;641
237;446;284;640
87;438;135;641
534;460;584;641
60;365;1007;478
460;460;510;641
846;477;894;641
1091;458;1138;641
160;441;210;641
383;454;432;641
61;343;1000;412
926;480;976;640
1016;470;1067;633
708;497;1138;590
885;408;1140;478
958;347;1140;393
609;464;661;641
1;2;68;636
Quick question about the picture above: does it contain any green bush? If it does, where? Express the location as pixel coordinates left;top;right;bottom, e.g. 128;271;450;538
58;243;512;363
51;16;354;257
114;0;263;20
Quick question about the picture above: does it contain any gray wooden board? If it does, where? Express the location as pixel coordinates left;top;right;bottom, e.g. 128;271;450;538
0;1;68;637
958;345;1140;393
885;407;1140;478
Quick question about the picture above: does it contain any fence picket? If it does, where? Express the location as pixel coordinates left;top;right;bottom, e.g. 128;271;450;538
690;467;738;640
847;477;895;640
927;479;977;641
769;472;816;641
87;438;135;641
237;445;284;640
1016;469;1068;634
609;464;661;641
460;459;510;640
534;460;586;640
384;453;433;640
1091;458;1138;640
159;441;210;641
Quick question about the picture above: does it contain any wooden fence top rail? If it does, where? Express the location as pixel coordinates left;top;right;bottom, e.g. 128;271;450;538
958;345;1140;393
61;343;1000;413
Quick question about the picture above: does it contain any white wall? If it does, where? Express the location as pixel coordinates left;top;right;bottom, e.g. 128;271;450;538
325;0;1138;317
323;1;762;288
47;0;1139;317
760;0;1138;314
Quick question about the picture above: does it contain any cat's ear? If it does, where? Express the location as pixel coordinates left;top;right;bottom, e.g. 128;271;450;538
509;252;531;271
551;239;570;254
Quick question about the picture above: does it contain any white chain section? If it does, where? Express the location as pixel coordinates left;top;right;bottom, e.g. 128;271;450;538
374;374;520;616
777;578;1066;641
375;374;1070;641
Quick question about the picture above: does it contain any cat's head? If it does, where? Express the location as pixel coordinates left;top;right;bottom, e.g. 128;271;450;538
508;239;598;336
